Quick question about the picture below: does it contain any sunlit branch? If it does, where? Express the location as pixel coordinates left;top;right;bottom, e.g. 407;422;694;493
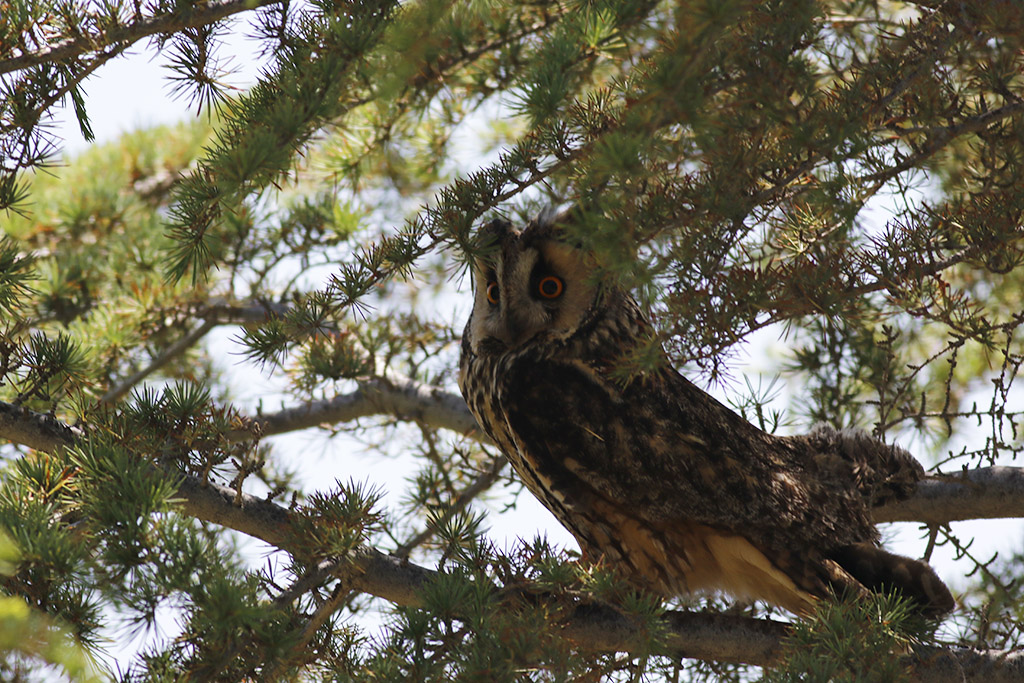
245;373;488;443
873;467;1024;526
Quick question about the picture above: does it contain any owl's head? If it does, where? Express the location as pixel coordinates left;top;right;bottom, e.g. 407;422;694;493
464;216;603;356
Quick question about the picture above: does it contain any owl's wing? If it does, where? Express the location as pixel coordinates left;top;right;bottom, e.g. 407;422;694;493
498;356;870;551
498;357;955;616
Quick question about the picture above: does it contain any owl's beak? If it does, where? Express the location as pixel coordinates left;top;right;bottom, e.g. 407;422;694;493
501;323;525;349
476;316;523;353
501;309;541;349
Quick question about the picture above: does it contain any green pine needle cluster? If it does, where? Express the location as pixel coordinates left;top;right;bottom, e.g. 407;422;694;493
763;591;936;683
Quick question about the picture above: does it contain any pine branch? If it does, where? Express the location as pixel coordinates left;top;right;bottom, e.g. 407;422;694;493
6;390;1024;527
0;0;282;76
237;378;1024;530
245;373;487;442
30;294;476;437
160;471;1024;682
864;99;1024;185
0;399;1022;678
113;468;1024;680
0;44;124;136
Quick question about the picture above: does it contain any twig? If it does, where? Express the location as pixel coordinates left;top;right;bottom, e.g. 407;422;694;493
275;581;351;677
393;455;507;559
100;319;217;403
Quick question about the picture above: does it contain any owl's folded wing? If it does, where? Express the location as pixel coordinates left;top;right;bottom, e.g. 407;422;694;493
498;357;871;552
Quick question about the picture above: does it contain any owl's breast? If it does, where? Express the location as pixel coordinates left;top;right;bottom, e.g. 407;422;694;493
459;345;602;539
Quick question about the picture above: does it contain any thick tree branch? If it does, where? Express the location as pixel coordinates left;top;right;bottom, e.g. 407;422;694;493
0;399;1022;678
167;470;1024;682
75;296;474;437
0;400;84;452
243;380;1024;528
874;468;1024;526
5;396;1024;526
126;472;1024;681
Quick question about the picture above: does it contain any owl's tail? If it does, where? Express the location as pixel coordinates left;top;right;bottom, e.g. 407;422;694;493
827;542;954;617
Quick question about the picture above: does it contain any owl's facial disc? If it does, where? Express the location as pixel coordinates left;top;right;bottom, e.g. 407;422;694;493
468;229;597;355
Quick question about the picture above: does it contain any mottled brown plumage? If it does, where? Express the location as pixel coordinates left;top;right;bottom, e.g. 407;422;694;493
458;216;953;617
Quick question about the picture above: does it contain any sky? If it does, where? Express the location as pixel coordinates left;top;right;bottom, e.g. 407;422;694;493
42;16;1024;673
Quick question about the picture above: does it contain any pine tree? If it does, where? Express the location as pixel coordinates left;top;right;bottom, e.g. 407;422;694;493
2;0;1024;679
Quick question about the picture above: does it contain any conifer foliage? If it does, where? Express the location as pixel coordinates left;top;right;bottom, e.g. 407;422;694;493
2;0;1024;680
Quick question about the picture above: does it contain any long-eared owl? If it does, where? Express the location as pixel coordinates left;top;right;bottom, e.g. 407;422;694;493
458;214;953;617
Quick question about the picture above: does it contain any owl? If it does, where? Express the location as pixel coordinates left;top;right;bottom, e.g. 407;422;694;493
458;215;953;617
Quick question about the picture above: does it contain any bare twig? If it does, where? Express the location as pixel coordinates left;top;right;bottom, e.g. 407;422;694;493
90;297;286;404
201;297;292;324
393;454;507;558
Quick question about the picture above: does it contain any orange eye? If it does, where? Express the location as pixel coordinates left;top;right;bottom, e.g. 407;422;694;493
537;276;563;299
486;281;500;305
